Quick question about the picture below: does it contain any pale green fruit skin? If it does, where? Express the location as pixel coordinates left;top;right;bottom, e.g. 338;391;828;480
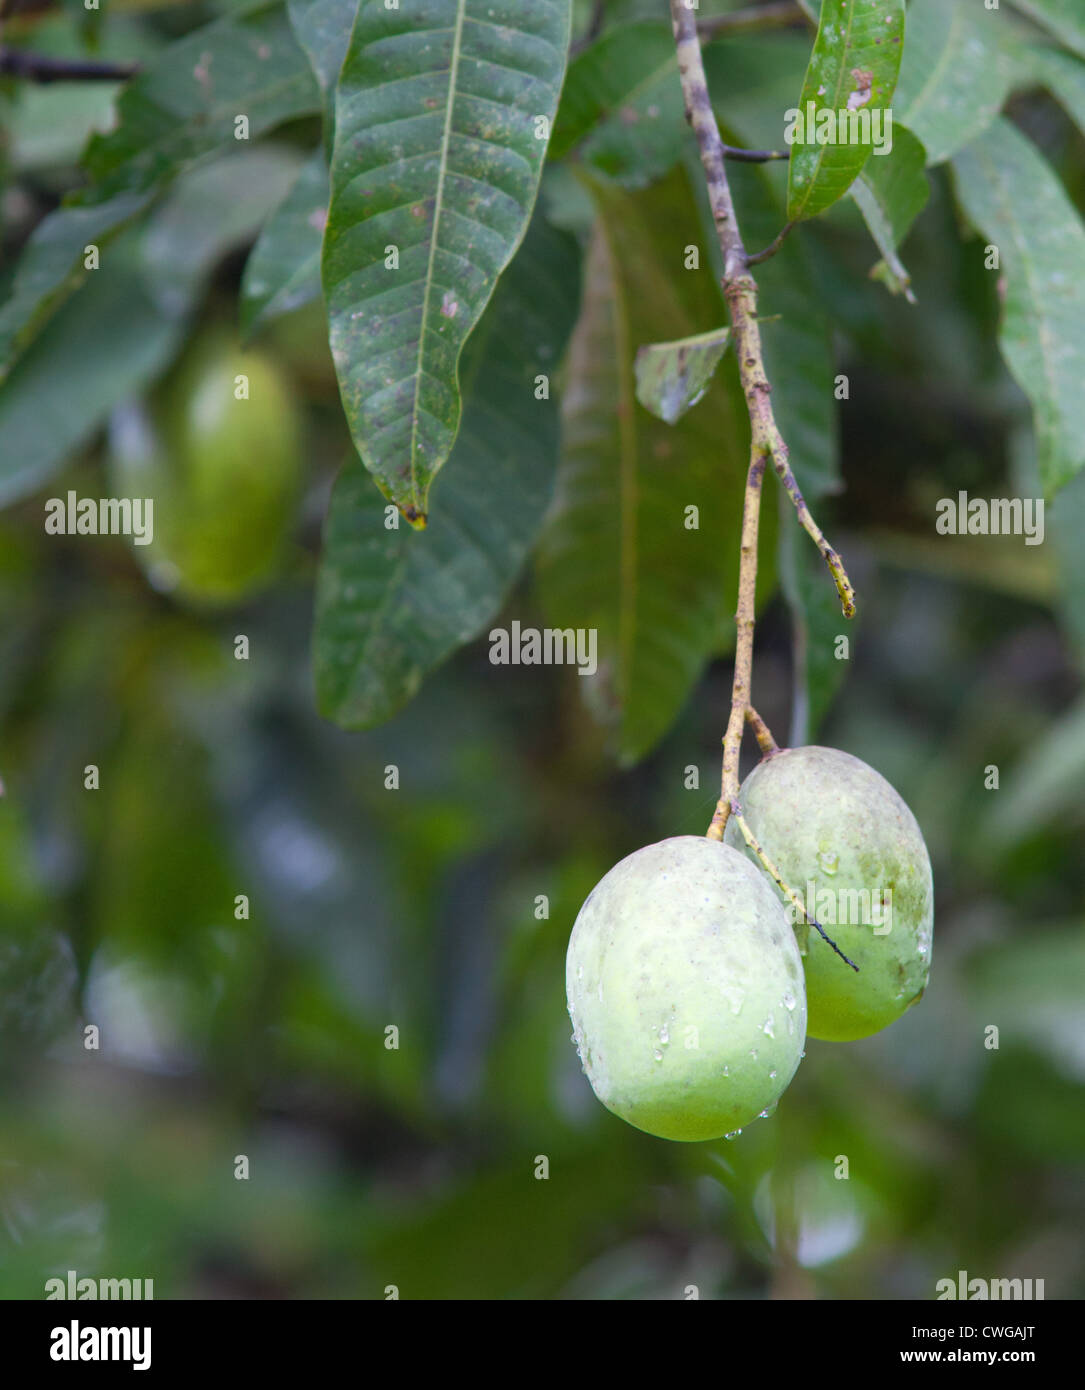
566;836;807;1142
109;330;301;605
724;746;933;1042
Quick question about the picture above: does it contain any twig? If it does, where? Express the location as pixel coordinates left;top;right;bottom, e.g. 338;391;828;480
697;1;807;40
723;145;790;163
747;219;796;265
733;809;858;970
670;0;856;845
746;705;778;755
0;48;139;83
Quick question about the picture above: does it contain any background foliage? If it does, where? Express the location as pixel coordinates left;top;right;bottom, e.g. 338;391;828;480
0;0;1082;1298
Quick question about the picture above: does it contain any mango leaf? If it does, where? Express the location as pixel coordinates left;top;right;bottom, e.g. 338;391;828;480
314;213;580;729
322;0;572;526
549;22;687;187
0;251;180;510
1010;0;1085;59
287;0;355;99
0;190;155;385
240;149;330;337
1049;469;1085;664
0;152;299;509
952;118;1085;495
895;0;1015;166
535;168;752;766
786;0;905;224
1027;44;1085;139
0;3;320;380
850;123;929;301
633;328;731;426
984;698;1085;849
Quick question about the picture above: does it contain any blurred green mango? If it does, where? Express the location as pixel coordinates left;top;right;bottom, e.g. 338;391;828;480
109;326;302;604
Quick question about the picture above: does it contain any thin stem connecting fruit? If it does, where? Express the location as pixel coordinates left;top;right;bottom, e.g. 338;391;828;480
732;809;859;971
669;0;855;846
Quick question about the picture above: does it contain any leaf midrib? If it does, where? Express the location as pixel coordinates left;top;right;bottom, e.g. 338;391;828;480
791;0;863;221
407;0;468;511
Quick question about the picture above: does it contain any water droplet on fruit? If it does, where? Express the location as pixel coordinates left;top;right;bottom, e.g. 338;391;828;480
659;1025;669;1045
724;1129;742;1140
653;1049;663;1062
763;1015;775;1038
782;990;797;1011
722;1066;729;1077
818;850;839;876
769;1069;777;1079
749;1049;759;1059
722;985;745;1015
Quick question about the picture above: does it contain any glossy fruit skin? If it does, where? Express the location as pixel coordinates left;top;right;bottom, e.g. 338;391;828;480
566;836;807;1142
109;329;301;604
724;746;933;1042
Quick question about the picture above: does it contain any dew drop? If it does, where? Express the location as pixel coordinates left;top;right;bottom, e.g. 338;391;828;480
763;1015;776;1038
769;1069;777;1079
782;990;797;1012
659;1026;670;1045
653;1049;663;1062
724;1129;742;1140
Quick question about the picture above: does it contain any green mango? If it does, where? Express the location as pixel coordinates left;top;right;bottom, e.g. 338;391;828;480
566;836;807;1142
725;746;933;1042
109;328;302;604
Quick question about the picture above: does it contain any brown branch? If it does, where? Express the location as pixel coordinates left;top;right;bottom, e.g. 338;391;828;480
723;145;790;163
697;1;808;40
671;0;855;849
0;47;138;83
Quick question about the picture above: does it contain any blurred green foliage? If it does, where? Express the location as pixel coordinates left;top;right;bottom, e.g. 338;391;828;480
0;0;1082;1300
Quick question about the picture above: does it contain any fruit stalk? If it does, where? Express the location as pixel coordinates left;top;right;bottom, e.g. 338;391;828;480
670;0;855;838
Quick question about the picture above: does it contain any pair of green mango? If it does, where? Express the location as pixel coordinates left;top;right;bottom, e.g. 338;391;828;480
566;746;934;1141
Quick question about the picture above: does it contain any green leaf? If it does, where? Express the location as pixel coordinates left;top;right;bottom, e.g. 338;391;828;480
633;328;731;426
0;190;156;384
0;151;298;509
984;699;1085;849
314;213;581;729
240;149;330;337
82;3;319;187
952;118;1085;495
1010;0;1085;59
786;0;905;224
0;4;320;381
850;123;930;301
549;22;687;187
895;0;1015;166
287;0;355;97
535;168;752;766
777;501;851;743
0;249;181;509
322;0;572;527
1027;44;1085;139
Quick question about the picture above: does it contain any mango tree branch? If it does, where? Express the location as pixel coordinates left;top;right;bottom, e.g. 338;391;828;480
670;0;856;846
0;47;138;82
696;1;807;40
